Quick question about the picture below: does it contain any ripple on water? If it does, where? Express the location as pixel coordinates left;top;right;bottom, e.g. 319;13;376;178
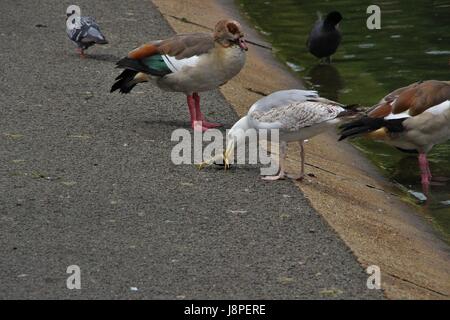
425;50;450;55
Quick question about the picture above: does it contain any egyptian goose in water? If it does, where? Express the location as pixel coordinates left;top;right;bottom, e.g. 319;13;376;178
339;80;450;195
200;89;357;180
307;11;343;63
111;20;248;132
66;5;108;58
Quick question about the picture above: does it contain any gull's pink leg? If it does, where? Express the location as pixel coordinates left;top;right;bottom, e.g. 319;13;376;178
288;141;306;181
187;95;207;132
193;92;222;129
418;153;431;196
262;142;286;181
299;141;305;180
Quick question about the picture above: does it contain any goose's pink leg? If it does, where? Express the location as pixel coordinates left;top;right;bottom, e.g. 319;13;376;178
418;153;431;195
187;95;207;132
193;93;222;129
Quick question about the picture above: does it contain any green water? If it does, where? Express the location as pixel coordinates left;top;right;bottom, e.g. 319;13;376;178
238;0;450;243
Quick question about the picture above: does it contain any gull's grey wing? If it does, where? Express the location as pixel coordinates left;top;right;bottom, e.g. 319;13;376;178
248;89;319;114
250;99;345;132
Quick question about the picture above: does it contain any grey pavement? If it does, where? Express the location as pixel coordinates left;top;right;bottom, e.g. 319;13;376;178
0;0;382;299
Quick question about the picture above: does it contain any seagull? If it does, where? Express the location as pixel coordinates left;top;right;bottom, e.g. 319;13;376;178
110;20;248;132
307;11;343;63
65;6;108;58
339;80;450;195
199;89;358;180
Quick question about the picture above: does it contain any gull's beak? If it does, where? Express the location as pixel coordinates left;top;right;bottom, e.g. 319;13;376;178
239;38;248;51
197;143;234;171
196;153;224;170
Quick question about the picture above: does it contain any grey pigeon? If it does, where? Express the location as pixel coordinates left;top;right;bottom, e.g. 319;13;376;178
307;11;342;63
66;6;108;57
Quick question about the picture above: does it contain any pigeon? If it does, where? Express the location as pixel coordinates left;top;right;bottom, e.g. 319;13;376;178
66;5;108;58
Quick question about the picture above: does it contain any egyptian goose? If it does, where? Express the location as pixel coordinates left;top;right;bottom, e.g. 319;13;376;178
339;80;450;195
200;89;358;180
110;20;248;132
66;6;108;58
307;11;342;63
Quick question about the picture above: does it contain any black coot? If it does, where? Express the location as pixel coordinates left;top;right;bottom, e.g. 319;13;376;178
307;11;343;63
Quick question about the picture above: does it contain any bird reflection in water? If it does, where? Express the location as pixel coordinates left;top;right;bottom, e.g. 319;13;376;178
307;63;344;102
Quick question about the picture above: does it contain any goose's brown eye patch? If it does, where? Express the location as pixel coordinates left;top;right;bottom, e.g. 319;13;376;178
227;22;239;34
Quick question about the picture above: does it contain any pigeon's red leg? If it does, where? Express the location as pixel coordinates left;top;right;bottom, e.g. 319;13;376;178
76;48;86;58
193;93;222;128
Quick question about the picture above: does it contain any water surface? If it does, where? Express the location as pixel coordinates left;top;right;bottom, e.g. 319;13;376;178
238;0;450;243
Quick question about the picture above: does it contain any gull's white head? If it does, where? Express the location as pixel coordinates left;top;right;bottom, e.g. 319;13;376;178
197;116;250;170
